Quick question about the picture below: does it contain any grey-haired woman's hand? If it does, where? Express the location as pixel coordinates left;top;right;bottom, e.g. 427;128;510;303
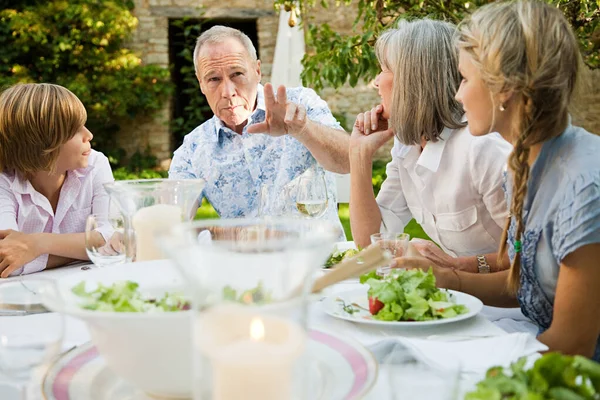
356;104;389;135
350;105;394;159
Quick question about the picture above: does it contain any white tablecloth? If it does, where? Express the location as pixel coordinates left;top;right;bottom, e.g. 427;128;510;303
0;264;539;400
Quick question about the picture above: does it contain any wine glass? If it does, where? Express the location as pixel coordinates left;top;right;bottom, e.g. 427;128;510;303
257;183;292;218
295;169;328;219
85;206;127;267
0;280;65;399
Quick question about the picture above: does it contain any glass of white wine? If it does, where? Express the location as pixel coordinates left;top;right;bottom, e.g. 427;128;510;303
295;168;328;218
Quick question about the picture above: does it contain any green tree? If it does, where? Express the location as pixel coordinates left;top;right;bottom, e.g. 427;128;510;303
273;0;599;91
0;0;173;165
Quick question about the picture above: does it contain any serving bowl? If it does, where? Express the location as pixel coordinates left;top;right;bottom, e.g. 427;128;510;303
41;260;192;399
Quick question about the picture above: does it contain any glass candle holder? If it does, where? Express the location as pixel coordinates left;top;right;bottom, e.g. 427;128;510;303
159;218;339;400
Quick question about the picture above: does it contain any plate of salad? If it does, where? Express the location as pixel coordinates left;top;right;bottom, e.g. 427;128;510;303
321;268;483;326
323;241;360;269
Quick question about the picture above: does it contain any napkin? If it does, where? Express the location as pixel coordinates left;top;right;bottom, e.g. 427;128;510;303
369;332;547;374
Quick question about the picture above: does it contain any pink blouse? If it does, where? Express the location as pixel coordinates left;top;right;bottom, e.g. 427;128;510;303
0;150;114;275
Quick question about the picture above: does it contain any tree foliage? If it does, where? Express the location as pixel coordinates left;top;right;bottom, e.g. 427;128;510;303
0;0;173;164
273;0;599;90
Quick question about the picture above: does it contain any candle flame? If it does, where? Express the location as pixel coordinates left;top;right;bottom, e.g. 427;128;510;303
250;318;265;341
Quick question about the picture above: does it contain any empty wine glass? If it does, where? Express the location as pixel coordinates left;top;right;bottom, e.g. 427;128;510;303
258;183;292;218
295;168;328;219
0;280;65;399
85;209;127;267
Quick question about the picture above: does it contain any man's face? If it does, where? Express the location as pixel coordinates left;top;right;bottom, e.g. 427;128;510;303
196;38;262;133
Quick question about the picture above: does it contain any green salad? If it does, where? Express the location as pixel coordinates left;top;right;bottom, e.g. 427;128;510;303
324;248;360;268
359;268;468;321
466;352;600;400
72;280;190;312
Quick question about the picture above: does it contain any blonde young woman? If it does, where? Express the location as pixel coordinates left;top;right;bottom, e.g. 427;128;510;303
399;1;600;360
0;83;114;277
350;19;512;266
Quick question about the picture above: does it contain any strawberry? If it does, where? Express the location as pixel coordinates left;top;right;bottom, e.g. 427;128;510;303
368;296;384;315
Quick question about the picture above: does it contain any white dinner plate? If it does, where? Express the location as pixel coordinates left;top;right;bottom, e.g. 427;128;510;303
321;285;483;327
42;329;377;400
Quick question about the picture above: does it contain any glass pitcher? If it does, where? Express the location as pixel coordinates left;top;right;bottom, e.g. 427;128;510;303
103;179;205;262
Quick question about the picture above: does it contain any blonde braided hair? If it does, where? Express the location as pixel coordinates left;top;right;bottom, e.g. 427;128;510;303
457;0;582;293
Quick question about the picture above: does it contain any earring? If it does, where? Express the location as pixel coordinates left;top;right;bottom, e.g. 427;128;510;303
499;104;506;112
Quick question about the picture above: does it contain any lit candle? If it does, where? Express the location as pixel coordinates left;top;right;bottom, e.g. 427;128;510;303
131;204;183;261
196;306;306;400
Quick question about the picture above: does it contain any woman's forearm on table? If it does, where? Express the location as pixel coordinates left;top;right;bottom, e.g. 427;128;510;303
448;268;519;307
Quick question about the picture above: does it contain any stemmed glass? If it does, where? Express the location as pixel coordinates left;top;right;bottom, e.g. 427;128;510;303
295;167;328;219
0;280;64;399
257;183;292;218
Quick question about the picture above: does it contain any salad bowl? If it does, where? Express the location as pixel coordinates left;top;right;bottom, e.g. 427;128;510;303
40;260;193;399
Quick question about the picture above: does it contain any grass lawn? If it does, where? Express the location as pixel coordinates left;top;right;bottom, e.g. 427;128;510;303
195;200;431;242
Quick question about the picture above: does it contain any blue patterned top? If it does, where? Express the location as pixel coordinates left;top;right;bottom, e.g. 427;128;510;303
169;84;345;239
504;124;600;360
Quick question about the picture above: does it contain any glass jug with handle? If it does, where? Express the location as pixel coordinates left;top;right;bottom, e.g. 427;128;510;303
103;179;205;262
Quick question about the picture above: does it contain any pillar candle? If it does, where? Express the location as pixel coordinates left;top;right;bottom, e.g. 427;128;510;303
131;204;182;261
196;306;306;400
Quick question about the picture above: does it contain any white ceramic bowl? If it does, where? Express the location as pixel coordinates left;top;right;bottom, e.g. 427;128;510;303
41;260;192;399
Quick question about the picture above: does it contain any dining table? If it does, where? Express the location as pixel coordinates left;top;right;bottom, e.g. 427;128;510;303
0;261;540;400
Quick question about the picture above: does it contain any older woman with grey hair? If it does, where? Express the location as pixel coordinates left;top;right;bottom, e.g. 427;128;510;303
350;19;513;274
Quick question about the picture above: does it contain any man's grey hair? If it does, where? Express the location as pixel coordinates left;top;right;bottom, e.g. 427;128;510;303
193;26;258;76
376;19;466;145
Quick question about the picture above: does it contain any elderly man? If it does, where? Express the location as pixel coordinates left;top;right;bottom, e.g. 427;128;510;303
169;26;349;237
